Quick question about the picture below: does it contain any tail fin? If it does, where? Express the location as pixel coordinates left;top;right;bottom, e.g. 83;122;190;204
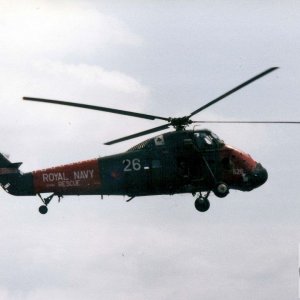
0;153;22;175
0;153;27;195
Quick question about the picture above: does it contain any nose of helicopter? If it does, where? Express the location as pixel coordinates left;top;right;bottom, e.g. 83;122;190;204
250;163;268;188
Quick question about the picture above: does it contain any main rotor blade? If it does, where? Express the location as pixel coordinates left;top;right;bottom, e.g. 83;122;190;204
105;124;170;145
190;67;279;117
194;120;300;124
23;97;169;121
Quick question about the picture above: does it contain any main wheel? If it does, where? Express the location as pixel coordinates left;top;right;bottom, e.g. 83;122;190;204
194;198;210;212
39;205;48;214
213;182;229;198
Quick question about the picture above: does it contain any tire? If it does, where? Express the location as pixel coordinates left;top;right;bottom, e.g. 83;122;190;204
194;199;210;212
39;205;48;214
213;182;229;198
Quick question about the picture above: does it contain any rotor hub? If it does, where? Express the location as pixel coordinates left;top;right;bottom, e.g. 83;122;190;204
169;116;193;130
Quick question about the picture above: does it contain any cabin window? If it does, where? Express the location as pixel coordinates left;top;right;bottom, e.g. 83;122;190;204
152;160;161;169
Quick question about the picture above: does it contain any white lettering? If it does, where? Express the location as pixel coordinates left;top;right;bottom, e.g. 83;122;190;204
42;172;69;182
73;169;95;180
123;159;141;172
233;168;244;175
42;174;49;182
58;180;80;187
88;170;94;178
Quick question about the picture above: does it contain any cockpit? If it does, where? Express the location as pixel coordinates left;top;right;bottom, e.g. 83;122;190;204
193;130;224;149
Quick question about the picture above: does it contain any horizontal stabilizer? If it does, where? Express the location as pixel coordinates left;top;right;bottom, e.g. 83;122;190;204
0;153;22;174
9;162;23;168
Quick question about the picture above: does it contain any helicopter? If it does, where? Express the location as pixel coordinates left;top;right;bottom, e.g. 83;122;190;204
0;67;299;214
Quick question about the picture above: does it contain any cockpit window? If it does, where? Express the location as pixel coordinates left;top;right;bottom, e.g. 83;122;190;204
194;132;213;148
194;131;223;149
204;135;213;145
211;132;221;141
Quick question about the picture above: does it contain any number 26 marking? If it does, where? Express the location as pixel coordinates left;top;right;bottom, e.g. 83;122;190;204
123;158;141;172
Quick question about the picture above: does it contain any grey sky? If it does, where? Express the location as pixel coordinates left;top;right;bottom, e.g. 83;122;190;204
0;1;299;299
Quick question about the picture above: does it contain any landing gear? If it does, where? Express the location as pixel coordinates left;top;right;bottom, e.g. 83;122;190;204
201;156;229;199
213;182;229;198
194;191;210;212
37;193;62;214
39;205;48;214
193;183;229;212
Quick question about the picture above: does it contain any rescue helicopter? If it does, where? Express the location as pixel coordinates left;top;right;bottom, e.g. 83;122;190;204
0;67;298;214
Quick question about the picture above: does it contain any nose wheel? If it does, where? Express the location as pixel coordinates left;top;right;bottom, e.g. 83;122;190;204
194;191;210;212
201;156;229;199
213;182;229;198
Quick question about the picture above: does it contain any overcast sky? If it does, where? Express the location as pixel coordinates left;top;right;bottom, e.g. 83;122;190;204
0;1;300;299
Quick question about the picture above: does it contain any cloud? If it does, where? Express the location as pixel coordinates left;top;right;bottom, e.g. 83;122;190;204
0;1;142;61
0;202;296;300
0;1;151;168
32;60;149;97
0;59;151;168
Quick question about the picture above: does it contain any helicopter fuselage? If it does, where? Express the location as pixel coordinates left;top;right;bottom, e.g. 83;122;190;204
0;129;268;199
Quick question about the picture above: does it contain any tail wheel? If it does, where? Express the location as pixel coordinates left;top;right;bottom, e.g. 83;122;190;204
39;205;48;214
213;182;229;198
